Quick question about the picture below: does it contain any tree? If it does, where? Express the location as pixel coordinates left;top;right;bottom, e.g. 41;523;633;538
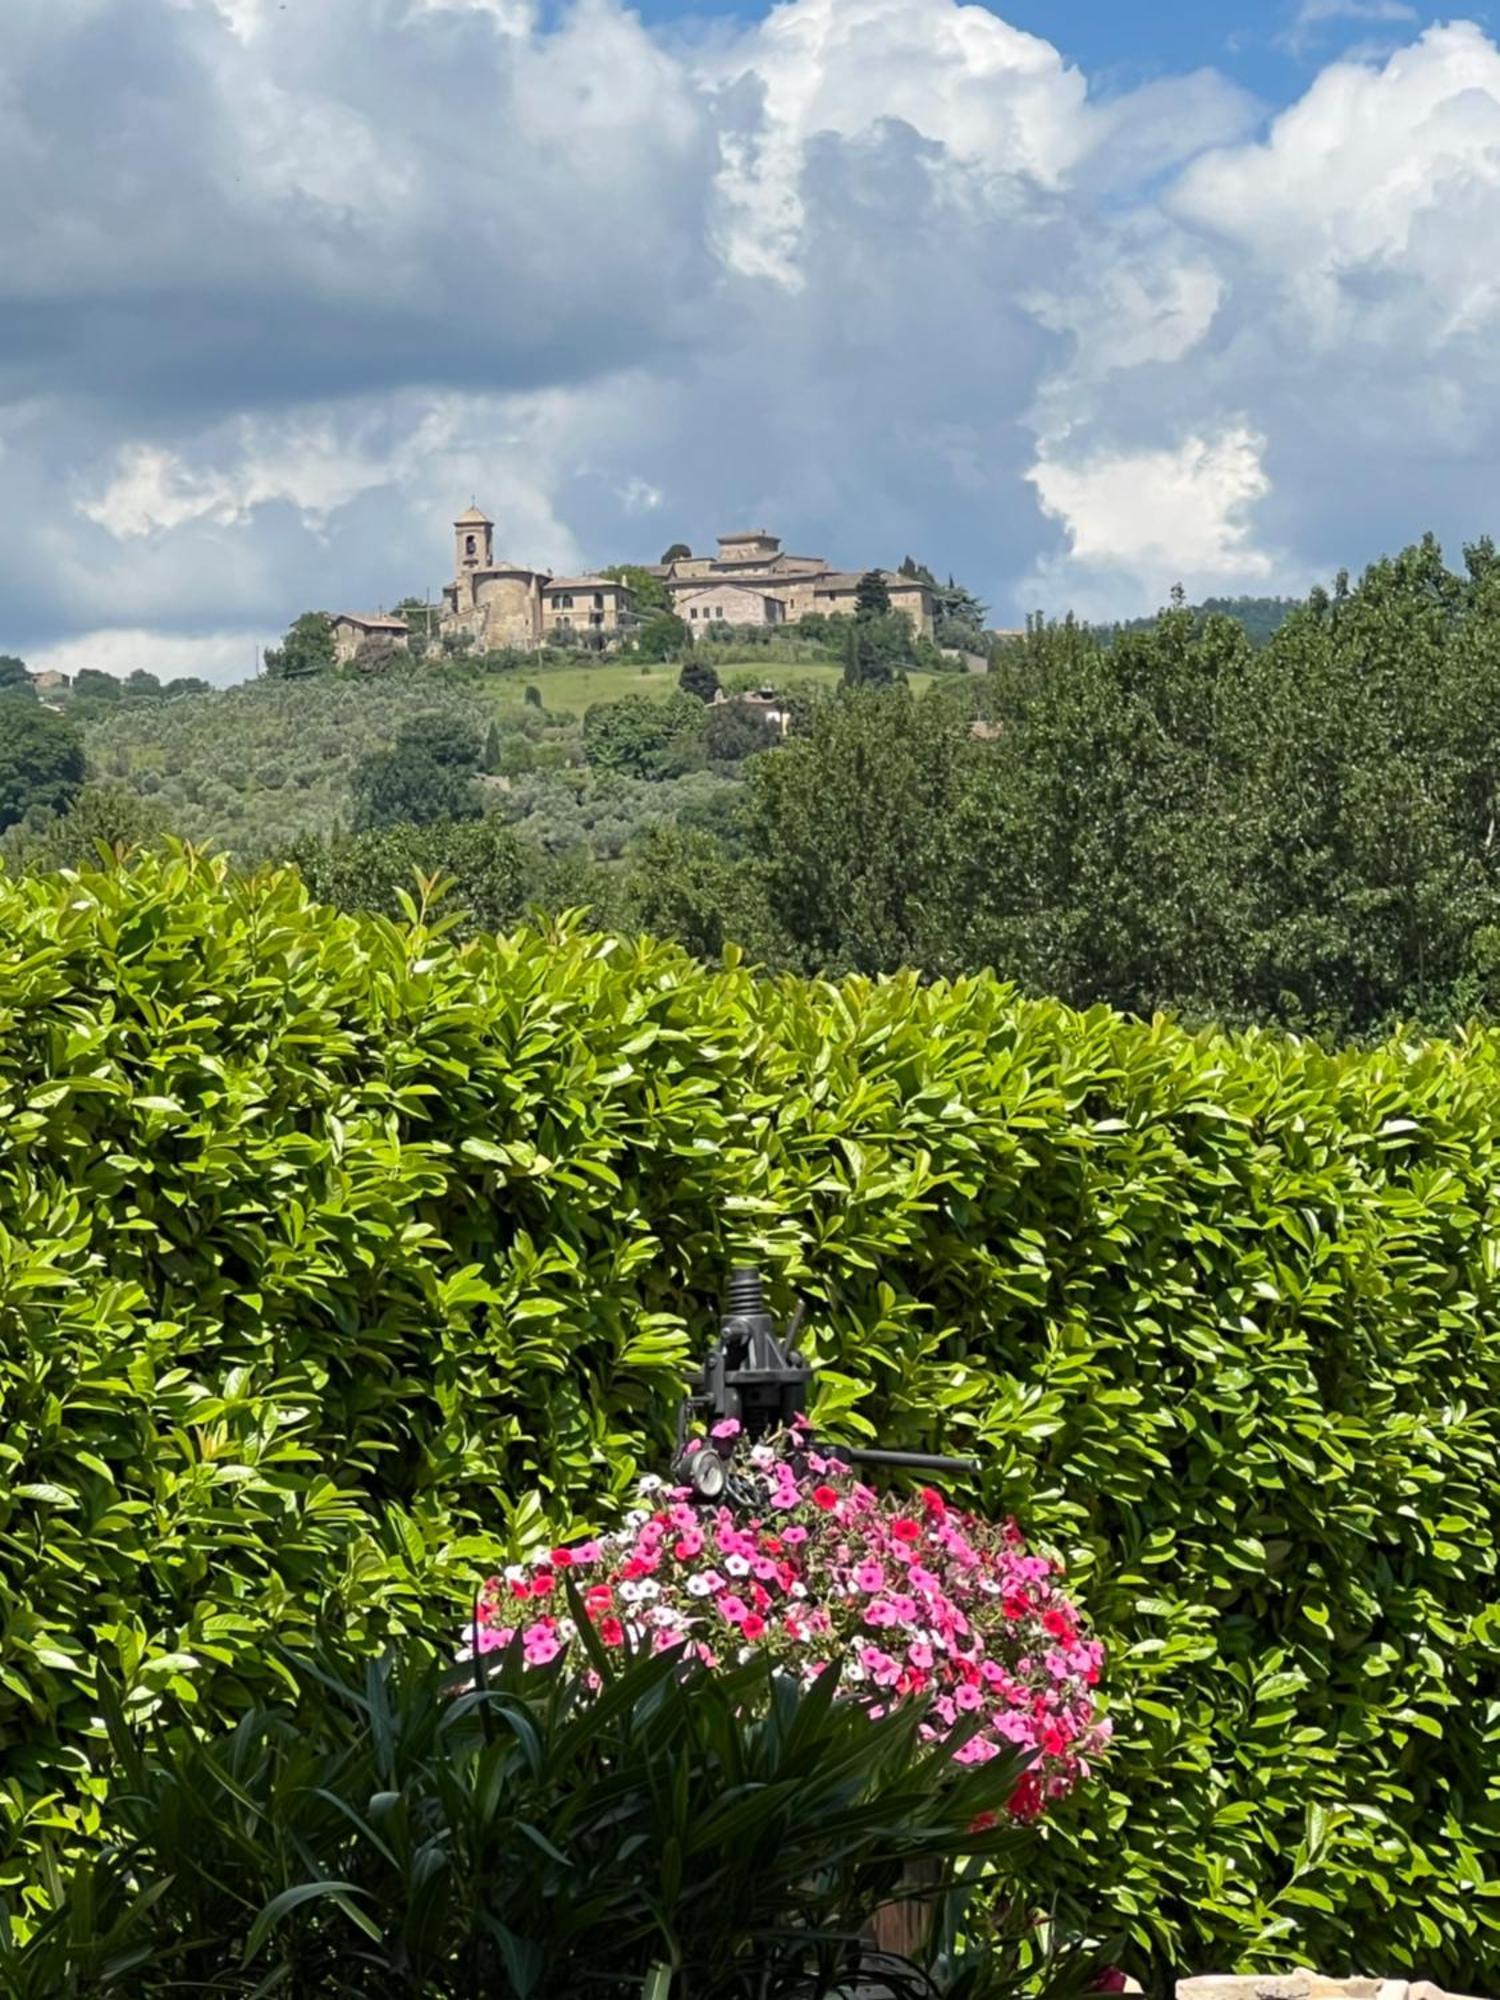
582;694;705;779
350;637;404;675
634;612;691;662
350;716;484;831
0;655;35;701
394;713;483;770
483;720;502;772
678;656;721;704
704;699;778;763
124;669;163;699
0;781;170;873
842;612;907;688
619;825;786;965
744;686;995;975
601;564;669;616
73;668;121;703
524;685;543;709
855;571;892;619
933;576;989;648
660;542;692;564
393;596;438;648
0;705;87;832
290;816;584;936
264;612;335;680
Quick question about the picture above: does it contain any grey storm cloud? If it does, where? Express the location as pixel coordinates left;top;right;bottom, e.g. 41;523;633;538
5;0;1500;674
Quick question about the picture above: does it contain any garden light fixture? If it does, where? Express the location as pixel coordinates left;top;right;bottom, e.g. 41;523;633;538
670;1267;977;1503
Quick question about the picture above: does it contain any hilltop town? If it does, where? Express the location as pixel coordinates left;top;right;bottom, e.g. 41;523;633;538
329;505;939;661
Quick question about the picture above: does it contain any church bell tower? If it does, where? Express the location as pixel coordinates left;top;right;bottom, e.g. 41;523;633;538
454;503;494;575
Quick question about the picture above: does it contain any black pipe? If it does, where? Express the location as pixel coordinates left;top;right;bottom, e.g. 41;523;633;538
838;1446;979;1476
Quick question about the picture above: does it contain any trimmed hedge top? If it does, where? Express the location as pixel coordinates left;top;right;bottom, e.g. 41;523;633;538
0;851;1498;1977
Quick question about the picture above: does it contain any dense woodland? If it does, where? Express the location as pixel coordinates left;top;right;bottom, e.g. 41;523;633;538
7;538;1500;1037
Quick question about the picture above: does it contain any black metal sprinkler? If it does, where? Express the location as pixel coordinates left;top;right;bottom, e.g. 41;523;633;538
670;1267;977;1505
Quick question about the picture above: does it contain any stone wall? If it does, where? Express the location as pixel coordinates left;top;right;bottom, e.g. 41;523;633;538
1171;1976;1486;2000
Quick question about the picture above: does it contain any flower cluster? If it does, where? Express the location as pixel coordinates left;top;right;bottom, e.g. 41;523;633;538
471;1433;1108;1820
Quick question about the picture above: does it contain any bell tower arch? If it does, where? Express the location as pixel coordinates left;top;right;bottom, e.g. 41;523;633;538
454;503;494;576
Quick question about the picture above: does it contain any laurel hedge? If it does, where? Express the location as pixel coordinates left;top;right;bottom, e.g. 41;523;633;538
1;851;1499;1979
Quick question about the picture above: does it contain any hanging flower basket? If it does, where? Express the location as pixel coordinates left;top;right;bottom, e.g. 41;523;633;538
471;1431;1108;1820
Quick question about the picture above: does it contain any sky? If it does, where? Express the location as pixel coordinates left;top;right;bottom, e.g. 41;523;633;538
8;0;1500;683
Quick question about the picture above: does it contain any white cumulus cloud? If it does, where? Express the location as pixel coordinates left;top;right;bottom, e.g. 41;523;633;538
4;1;1500;679
1026;426;1276;610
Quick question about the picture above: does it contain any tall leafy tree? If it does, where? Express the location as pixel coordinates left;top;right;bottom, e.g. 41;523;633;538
854;570;892;619
678;656;721;704
0;655;36;701
0;705;87;831
264;612;335;680
582;693;704;778
350;717;484;831
744;684;997;975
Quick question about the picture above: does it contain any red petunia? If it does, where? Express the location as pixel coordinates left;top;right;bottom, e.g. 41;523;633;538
599;1616;625;1646
740;1613;766;1641
920;1487;948;1519
812;1485;839;1511
891;1518;921;1543
1009;1772;1044;1821
550;1548;573;1568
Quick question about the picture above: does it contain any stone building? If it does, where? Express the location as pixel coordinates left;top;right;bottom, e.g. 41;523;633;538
653;532;935;639
440;505;630;653
330;611;411;665
678;582;787;632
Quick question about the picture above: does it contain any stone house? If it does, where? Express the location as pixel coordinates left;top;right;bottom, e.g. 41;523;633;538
541;576;631;643
330;611;411;665
440;505;631;653
678;582;787;634
654;532;935;638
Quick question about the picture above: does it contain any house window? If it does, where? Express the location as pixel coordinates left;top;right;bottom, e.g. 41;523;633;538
556;593;573;609
715;606;725;619
690;608;698;619
590;612;604;628
593;592;604;610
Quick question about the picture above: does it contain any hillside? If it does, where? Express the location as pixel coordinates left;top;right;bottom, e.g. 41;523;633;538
82;673;534;854
1108;594;1299;647
74;658;841;860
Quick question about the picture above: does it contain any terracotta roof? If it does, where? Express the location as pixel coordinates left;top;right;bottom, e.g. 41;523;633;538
455;505;493;525
543;575;627;593
335;611;409;631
